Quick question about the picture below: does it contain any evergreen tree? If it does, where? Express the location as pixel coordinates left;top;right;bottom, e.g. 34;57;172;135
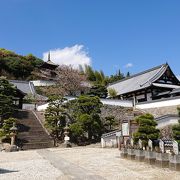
87;85;108;98
69;95;103;142
106;69;125;84
133;113;160;147
0;77;16;120
44;95;67;146
172;107;180;144
104;116;117;131
108;88;117;98
0;48;43;80
126;71;130;77
0;118;17;139
85;65;96;81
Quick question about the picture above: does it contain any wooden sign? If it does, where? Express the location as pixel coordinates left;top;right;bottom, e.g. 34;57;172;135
173;141;179;155
148;139;153;151
122;123;129;136
159;139;165;153
138;139;142;149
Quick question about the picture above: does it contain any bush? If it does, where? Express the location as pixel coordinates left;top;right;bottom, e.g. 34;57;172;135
0;118;17;139
172;107;180;144
133;113;159;147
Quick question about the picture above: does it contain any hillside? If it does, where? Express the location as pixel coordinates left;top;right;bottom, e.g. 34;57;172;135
0;48;43;80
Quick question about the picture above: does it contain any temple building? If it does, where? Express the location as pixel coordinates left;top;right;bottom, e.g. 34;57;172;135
38;52;58;80
32;52;59;86
10;80;48;109
107;63;180;103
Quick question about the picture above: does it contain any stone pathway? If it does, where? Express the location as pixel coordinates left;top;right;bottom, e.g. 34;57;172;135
0;147;180;179
38;149;105;180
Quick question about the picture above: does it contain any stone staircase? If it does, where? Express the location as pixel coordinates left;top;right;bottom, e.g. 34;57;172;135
15;110;54;150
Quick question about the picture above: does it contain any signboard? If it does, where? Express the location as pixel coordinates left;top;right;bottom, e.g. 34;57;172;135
64;136;70;141
138;139;142;149
159;139;165;153
122;123;129;136
148;139;153;151
173;141;179;155
116;131;122;137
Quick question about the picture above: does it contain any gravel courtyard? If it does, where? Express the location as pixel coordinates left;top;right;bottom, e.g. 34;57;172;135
0;147;180;180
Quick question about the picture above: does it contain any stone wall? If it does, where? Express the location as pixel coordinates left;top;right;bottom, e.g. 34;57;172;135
139;105;179;118
100;105;136;124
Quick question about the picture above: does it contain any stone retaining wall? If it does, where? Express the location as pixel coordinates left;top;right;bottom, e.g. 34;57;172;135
101;105;135;123
139;105;179;118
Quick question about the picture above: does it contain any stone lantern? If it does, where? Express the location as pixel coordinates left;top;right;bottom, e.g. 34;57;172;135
63;124;71;147
9;122;18;151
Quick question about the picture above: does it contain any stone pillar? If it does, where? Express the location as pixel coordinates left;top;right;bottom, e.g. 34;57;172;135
169;155;180;171
101;137;106;148
127;148;135;160
135;149;145;162
155;153;169;168
144;151;156;165
120;148;128;158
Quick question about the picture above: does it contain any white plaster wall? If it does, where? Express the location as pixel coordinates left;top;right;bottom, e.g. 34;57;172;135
136;98;180;109
37;103;49;111
101;99;133;107
31;80;55;87
37;99;133;111
157;117;179;128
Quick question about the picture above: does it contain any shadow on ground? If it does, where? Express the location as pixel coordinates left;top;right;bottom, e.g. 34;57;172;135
0;168;18;174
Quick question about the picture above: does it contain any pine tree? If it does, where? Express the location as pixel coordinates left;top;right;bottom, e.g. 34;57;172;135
44;95;67;146
0;77;16;120
133;113;160;147
87;85;108;98
69;95;103;142
126;71;130;77
172;107;180;144
104;116;117;131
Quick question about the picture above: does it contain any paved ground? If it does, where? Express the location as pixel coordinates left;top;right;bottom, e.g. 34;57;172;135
0;147;180;180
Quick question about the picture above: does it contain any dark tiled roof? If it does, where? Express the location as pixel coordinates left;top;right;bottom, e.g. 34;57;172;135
9;80;36;95
171;88;180;94
107;64;175;96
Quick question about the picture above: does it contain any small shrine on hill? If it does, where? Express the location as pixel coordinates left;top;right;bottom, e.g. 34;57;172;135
32;52;59;82
39;52;59;80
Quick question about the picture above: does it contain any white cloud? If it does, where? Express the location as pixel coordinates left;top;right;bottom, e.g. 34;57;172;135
43;44;91;69
124;63;133;68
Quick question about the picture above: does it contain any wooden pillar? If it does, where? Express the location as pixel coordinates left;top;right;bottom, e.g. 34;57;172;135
19;97;23;109
145;90;147;101
133;94;136;110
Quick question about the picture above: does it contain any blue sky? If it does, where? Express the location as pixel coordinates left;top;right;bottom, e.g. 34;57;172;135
1;0;180;77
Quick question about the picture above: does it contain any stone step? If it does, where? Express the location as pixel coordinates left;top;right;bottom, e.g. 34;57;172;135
18;139;53;143
18;136;51;141
18;131;49;135
21;142;54;150
15;110;54;150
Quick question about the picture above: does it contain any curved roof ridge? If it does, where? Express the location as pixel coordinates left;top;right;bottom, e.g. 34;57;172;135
107;63;166;87
140;64;168;87
29;81;36;95
10;80;29;84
